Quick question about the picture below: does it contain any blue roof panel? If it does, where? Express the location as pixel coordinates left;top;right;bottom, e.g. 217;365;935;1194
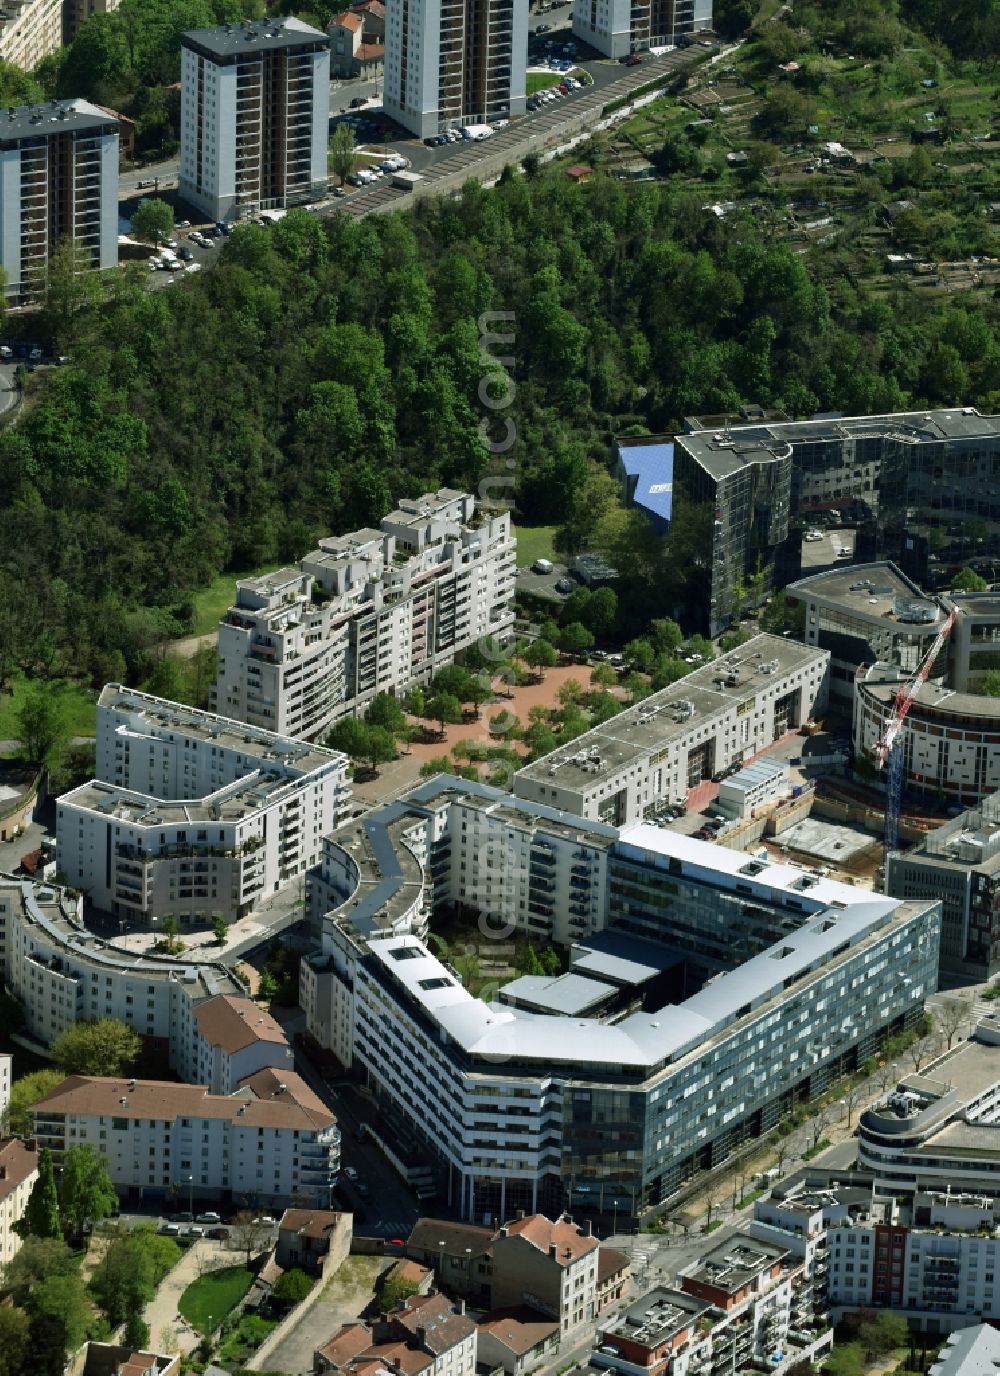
618;440;674;528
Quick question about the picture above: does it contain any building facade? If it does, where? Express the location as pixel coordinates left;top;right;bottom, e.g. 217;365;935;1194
55;685;349;927
0;99;118;301
31;1068;340;1208
211;490;516;740
0;0;61;70
571;0;712;62
316;1293;477;1376
383;0;528;139
179;17;330;223
490;1213;599;1335
514;635;829;826
0;1138;38;1268
181;994;293;1094
887;792;1000;980
302;772;940;1225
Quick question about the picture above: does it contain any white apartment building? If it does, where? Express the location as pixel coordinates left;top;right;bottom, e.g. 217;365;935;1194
0;99;118;301
0;1138;39;1268
180;994;293;1094
31;1067;340;1208
514;636;829;826
0;0;61;69
384;0;528;140
179;17;330;223
0;873;247;1058
572;0;711;59
212;490;516;740
56;686;350;927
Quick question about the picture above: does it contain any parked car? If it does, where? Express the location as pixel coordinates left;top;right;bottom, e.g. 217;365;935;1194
625;52;642;64
253;1215;277;1226
196;1211;222;1225
208;1227;230;1241
532;558;554;574
555;577;576;594
178;246;193;261
176;1212;194;1222
160;1223;181;1235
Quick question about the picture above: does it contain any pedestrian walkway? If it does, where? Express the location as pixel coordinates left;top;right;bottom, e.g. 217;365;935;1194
144;1236;244;1356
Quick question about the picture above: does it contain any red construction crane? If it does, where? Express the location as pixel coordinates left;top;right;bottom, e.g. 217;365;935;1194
873;608;956;867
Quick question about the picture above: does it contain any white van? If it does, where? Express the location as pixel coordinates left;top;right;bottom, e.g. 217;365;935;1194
532;558;554;574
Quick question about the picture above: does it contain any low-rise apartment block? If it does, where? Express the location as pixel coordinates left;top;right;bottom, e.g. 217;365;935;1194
0;873;245;1057
572;0;712;61
56;685;349;927
0;99;118;301
0;0;62;69
0;1137;38;1267
275;1207;352;1273
753;1169;1000;1334
179;994;292;1093
180;18;330;222
212;490;516;739
31;1067;340;1208
514;635;829;826
887;791;1000;980
594;1232;831;1376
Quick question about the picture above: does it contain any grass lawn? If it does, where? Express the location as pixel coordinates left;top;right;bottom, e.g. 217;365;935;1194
178;1265;254;1333
527;71;563;94
513;523;558;567
0;675;98;743
188;563;284;637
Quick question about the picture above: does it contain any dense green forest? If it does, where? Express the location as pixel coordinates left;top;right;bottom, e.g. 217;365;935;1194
2;163;999;691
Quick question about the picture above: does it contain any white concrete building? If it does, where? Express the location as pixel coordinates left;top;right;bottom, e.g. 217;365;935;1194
384;0;528;139
0;1138;39;1268
179;17;330;223
0;873;245;1056
0;99;118;301
0;0;62;70
31;1067;340;1208
572;0;712;59
514;636;829;826
56;686;350;928
717;758;789;820
212;490;516;740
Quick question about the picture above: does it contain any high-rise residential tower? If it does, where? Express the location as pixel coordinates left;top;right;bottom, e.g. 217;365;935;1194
0;99;118;301
384;0;527;139
180;17;330;223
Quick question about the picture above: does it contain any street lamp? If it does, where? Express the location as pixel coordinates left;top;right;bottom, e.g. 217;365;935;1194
438;1240;446;1280
185;1174;193;1215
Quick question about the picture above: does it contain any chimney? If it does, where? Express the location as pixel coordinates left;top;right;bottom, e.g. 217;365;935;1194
584;1220;593;1237
459;1300;466;1315
549;1243;558;1259
516;1209;525;1220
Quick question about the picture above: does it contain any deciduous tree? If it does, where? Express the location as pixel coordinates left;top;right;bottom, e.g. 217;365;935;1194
51;1018;141;1077
16;1148;61;1240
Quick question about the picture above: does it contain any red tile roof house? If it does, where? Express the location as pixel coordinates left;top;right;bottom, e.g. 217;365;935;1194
315;1293;476;1376
477;1307;560;1376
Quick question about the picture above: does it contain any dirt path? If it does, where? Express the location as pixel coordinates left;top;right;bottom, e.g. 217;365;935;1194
166;631;218;660
144;1236;256;1356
